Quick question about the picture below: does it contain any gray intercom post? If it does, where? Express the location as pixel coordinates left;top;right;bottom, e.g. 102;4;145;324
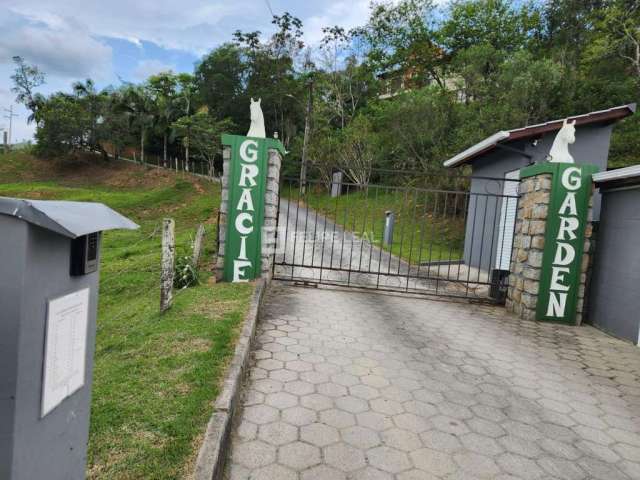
0;197;137;480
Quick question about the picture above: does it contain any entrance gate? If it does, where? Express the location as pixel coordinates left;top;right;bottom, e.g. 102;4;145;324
272;174;520;302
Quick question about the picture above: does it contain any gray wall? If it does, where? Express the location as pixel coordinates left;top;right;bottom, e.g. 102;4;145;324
588;186;640;344
464;123;615;270
0;215;100;480
465;148;529;271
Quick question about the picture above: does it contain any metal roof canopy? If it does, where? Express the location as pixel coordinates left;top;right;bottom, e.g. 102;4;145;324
444;103;636;168
0;197;139;238
593;164;640;189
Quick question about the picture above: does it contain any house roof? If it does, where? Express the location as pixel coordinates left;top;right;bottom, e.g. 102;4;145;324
593;164;640;189
444;103;636;168
0;197;139;238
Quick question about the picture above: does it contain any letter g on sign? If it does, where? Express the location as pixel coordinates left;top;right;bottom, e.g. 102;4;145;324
240;140;259;163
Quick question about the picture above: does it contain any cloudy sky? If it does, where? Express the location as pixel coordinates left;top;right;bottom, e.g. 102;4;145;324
0;0;386;143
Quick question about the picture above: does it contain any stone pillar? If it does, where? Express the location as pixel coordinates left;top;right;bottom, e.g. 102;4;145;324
215;146;282;282
215;147;231;281
506;168;594;324
261;149;282;280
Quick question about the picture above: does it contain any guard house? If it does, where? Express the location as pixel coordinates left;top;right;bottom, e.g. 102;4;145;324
0;197;137;480
443;104;635;276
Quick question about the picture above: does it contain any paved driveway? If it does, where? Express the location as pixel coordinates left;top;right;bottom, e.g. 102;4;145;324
225;283;640;480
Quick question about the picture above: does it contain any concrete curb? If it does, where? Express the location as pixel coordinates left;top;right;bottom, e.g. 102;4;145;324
193;278;267;480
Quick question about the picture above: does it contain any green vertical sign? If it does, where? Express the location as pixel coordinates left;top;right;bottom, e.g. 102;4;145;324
521;162;599;324
222;134;284;282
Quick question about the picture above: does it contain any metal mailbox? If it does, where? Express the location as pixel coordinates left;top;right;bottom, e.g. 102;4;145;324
0;197;137;480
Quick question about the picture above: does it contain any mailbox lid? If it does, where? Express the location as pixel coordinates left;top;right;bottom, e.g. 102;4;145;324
0;197;138;238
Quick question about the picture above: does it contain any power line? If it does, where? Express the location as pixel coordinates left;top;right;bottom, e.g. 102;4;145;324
263;0;275;16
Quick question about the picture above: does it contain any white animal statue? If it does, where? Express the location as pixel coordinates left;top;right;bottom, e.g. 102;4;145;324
548;118;576;163
247;98;266;138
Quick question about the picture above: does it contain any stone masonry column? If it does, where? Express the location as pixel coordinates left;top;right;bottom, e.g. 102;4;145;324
216;145;282;282
506;167;594;325
260;149;281;280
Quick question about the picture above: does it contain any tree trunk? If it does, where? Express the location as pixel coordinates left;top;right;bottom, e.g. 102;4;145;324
163;133;167;167
140;129;145;164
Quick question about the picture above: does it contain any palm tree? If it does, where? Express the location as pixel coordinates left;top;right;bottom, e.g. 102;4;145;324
120;85;154;164
148;72;179;167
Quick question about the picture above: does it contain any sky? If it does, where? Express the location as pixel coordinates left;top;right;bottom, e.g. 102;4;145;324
0;0;392;143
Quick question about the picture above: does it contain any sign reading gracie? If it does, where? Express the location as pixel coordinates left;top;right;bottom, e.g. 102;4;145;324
522;162;598;323
222;134;283;282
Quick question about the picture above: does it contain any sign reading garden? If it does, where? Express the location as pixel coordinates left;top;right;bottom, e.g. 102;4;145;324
520;120;599;323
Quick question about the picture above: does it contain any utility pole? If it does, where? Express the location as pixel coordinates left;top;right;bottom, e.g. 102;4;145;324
4;106;18;149
300;78;313;195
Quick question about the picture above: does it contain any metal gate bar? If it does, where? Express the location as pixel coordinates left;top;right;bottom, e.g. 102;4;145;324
272;175;519;302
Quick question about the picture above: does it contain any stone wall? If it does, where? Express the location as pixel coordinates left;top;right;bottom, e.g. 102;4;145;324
506;172;593;324
215;145;282;281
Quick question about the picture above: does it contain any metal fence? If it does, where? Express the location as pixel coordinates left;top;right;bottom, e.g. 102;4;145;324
272;175;520;302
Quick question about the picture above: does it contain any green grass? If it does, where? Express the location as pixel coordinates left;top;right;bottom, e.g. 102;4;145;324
286;183;466;264
0;152;253;479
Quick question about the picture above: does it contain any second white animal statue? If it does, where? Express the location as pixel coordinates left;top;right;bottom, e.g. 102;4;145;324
548;118;576;163
247;98;266;138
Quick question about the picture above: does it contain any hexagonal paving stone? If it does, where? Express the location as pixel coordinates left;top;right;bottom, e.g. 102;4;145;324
409;447;457;476
257;358;284;371
253;379;284;394
371;398;404;416
320;409;356;429
301;465;346;480
392;412;430;433
251;463;297;480
368;445;412;473
282;406;317;426
258;421;298;446
301;423;340;447
496;453;545;480
342;425;381;449
324;443;366;472
335;395;369;414
265;391;298;409
356;411;394;431
454;452;501;478
284;380;315;396
231;440;276;469
269;369;298;383
350;384;381;400
317;382;348;398
381;428;421;452
300;393;333;411
460;432;504;456
420;430;462;453
278;441;321;470
243;405;279;425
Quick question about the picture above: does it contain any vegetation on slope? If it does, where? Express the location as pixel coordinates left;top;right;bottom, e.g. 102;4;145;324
0;152;253;479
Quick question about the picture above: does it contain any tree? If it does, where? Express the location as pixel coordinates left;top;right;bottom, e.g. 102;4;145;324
148;72;179;166
119;85;155;163
171;110;234;176
34;93;90;157
11;56;46;122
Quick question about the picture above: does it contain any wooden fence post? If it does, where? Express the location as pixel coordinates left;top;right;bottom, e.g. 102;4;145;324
160;218;175;313
192;224;206;267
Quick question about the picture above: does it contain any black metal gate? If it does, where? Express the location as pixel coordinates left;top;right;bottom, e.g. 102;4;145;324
272;174;520;302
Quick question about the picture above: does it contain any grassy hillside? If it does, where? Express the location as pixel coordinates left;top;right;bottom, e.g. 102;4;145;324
284;182;466;263
0;152;253;479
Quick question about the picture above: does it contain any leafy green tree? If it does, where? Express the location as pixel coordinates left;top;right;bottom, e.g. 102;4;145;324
11;56;46;123
148;72;179;166
171;110;234;176
34;93;90;157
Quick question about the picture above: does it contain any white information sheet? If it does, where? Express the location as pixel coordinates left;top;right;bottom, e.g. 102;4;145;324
41;288;90;417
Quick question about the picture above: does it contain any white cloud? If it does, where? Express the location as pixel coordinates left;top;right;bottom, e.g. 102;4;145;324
0;14;113;81
133;59;175;81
